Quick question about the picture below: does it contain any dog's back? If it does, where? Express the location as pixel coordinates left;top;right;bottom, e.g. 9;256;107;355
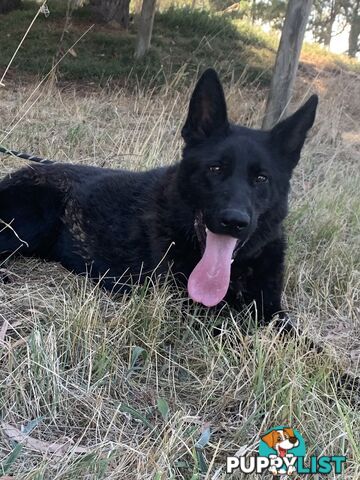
0;162;175;288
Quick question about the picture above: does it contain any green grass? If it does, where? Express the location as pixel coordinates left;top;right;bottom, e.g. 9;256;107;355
0;70;359;478
0;2;359;478
1;1;358;88
1;1;269;87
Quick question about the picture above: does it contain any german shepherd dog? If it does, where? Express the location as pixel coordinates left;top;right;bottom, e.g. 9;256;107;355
0;69;318;324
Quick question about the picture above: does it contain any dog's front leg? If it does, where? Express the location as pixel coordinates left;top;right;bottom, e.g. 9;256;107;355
230;238;286;325
244;268;284;326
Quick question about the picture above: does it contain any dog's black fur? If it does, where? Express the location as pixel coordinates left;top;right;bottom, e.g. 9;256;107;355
0;69;318;323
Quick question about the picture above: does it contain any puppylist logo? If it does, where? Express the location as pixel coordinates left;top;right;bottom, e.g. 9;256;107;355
226;426;346;476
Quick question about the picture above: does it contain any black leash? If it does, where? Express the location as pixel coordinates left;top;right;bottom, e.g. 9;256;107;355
0;146;54;164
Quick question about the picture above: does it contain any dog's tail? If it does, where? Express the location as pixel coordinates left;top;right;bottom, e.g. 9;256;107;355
0;146;54;164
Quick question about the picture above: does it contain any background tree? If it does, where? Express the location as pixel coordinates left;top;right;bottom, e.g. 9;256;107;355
203;0;251;18
0;0;21;14
252;0;287;29
89;0;130;28
134;0;156;58
253;0;359;56
346;0;360;56
309;0;344;47
208;0;237;13
262;0;313;129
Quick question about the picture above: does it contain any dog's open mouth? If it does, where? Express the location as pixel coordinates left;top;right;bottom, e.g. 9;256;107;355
278;446;287;458
189;212;244;307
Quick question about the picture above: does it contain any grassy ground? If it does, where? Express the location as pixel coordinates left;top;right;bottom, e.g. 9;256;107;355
0;59;359;478
0;1;359;89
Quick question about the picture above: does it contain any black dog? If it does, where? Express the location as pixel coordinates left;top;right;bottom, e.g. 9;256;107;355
0;69;318;323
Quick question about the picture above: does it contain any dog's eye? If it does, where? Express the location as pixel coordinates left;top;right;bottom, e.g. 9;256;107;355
209;165;222;173
254;174;268;184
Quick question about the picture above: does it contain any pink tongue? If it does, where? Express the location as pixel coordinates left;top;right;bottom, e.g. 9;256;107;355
188;230;237;307
279;447;286;458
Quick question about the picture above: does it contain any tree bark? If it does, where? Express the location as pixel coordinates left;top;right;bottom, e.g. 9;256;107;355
320;0;337;47
348;0;360;57
0;0;21;14
89;0;130;28
251;0;256;24
262;0;313;130
134;0;156;58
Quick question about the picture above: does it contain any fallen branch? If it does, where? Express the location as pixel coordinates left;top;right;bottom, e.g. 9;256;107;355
2;423;93;457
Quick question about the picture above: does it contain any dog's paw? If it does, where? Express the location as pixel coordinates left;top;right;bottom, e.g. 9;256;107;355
268;466;278;475
272;312;298;335
272;313;323;353
288;465;296;475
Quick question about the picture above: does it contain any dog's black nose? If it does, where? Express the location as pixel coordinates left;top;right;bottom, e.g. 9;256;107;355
289;436;298;444
219;209;250;232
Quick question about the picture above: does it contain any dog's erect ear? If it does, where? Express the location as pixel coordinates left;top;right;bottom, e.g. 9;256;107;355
182;68;229;145
261;430;278;449
270;95;318;163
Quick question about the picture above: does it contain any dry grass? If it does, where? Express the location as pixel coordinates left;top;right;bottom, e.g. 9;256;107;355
0;69;359;479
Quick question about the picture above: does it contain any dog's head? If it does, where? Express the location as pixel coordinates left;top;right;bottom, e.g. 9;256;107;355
179;68;318;240
179;69;318;307
261;428;300;457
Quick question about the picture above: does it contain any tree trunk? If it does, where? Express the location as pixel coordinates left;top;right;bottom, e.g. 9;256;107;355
348;0;360;57
89;0;130;28
251;0;256;24
262;0;313;130
0;0;21;14
324;0;342;48
322;14;334;47
324;0;337;47
134;0;156;58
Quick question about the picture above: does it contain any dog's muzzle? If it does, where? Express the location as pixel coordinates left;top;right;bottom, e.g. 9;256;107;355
194;210;248;258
